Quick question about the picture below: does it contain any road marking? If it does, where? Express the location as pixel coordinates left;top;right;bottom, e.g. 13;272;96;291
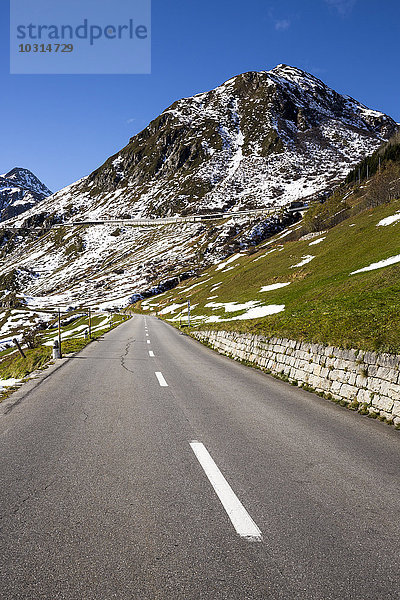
189;441;262;542
155;372;168;387
147;340;151;344
149;351;155;357
146;333;149;337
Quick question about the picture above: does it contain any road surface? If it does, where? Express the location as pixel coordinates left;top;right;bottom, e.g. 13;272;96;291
0;315;399;599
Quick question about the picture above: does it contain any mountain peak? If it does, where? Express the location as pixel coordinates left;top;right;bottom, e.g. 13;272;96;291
0;167;52;221
270;63;315;77
4;167;52;196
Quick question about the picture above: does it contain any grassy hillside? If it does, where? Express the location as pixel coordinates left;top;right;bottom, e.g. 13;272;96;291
137;196;400;353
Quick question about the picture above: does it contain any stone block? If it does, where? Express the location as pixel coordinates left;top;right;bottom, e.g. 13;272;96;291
317;379;331;392
357;389;371;404
343;349;358;361
309;375;322;389
384;384;400;402
378;367;399;384
379;380;396;398
356;374;368;388
313;364;322;377
324;346;335;357
376;353;400;369
371;395;394;412
340;384;358;400
320;367;329;379
348;372;357;386
392;401;400;418
367;378;382;394
366;364;379;378
331;381;342;394
328;369;342;382
380;411;394;422
325;357;335;369
336;358;351;371
342;371;351;384
363;351;378;365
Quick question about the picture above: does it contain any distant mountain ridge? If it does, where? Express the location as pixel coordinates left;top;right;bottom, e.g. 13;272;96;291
0;167;52;222
0;65;398;314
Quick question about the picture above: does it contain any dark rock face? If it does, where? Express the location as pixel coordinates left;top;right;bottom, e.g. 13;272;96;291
0;168;52;221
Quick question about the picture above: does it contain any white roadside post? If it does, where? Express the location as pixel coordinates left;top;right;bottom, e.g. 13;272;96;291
188;300;191;326
52;339;61;359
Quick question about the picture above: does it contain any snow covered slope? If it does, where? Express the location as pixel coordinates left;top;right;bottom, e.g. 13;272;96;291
8;64;397;227
0;65;397;318
0;168;52;221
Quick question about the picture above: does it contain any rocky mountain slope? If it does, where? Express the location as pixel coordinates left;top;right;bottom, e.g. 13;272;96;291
0;65;398;322
7;64;397;227
0;168;52;222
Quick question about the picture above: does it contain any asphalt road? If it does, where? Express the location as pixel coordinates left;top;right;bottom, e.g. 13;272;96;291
0;315;399;599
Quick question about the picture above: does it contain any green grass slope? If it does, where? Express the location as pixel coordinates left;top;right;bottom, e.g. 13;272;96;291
138;198;400;353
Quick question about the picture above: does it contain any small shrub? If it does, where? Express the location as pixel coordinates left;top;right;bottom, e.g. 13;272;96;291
22;320;47;349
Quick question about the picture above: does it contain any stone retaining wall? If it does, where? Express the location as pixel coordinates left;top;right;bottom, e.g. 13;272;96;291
192;330;400;425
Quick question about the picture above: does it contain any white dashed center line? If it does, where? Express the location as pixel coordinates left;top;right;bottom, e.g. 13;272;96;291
147;340;151;344
155;372;168;387
149;351;155;357
190;441;262;542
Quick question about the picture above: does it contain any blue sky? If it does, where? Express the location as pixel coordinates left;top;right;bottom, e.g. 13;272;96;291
1;0;399;192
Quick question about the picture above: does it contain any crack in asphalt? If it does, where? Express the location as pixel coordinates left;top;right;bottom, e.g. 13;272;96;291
120;339;136;374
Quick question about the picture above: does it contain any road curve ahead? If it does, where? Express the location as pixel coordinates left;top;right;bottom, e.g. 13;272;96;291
0;315;399;599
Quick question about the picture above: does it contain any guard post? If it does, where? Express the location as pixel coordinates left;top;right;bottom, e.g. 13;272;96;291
52;339;61;359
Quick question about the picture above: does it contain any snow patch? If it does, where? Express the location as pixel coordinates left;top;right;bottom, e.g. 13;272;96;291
215;253;243;271
205;304;284;322
260;282;291;292
376;212;400;227
309;237;326;246
158;302;187;315
350;254;400;275
290;255;314;268
0;377;23;391
205;301;258;313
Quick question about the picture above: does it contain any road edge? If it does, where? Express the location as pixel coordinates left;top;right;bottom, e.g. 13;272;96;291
0;318;132;417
